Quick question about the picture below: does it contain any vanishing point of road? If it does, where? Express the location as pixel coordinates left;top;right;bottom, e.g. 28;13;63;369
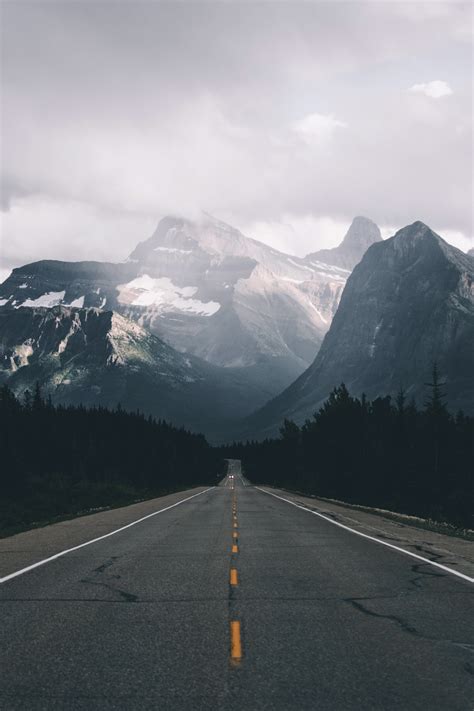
1;460;473;710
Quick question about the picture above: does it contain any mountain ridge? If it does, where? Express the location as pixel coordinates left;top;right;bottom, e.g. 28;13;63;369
244;221;474;438
305;216;382;270
0;304;283;438
1;214;369;398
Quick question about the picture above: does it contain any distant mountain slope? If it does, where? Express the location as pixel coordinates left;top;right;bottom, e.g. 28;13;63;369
119;213;348;370
0;305;277;438
246;222;474;438
0;260;136;311
305;216;382;270
0;214;354;396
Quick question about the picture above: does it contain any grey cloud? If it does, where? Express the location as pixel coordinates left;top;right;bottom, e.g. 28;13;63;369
1;1;472;267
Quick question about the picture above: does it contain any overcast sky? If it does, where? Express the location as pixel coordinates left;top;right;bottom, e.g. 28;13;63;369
1;0;472;280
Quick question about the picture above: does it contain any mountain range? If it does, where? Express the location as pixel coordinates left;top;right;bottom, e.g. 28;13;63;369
1;216;472;440
0;215;377;416
0;304;275;435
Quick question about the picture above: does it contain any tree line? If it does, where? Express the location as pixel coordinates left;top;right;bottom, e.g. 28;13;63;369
221;368;473;529
0;384;224;535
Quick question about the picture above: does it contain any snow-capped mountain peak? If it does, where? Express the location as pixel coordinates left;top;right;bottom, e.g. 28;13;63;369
0;214;381;401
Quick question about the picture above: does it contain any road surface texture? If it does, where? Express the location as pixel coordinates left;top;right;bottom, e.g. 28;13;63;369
1;460;473;710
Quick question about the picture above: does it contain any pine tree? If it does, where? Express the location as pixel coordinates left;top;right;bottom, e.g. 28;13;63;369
396;386;406;416
424;362;447;417
33;381;43;411
424;363;449;504
279;418;300;442
23;389;32;410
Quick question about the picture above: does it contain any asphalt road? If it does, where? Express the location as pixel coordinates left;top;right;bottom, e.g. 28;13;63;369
1;460;473;710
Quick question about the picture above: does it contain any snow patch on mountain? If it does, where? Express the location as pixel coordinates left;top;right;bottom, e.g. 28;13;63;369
369;320;383;358
307;260;351;275
286;258;312;272
117;274;221;316
69;296;85;308
154;246;193;254
10;341;34;370
21;291;66;308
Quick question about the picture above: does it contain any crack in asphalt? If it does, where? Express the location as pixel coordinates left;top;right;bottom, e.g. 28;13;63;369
345;597;420;636
275;495;474;574
407;561;448;590
80;556;139;603
344;596;474;664
410;562;446;577
91;556;120;574
1;590;472;604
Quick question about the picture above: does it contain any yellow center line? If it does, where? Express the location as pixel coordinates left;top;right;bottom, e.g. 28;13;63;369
229;486;243;666
230;621;242;663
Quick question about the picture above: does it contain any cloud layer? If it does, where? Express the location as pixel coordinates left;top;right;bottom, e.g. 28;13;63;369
1;1;472;269
409;80;454;98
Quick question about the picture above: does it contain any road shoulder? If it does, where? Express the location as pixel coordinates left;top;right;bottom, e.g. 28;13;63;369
0;487;211;580
259;487;474;581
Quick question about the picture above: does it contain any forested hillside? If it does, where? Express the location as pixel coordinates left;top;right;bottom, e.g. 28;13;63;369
0;384;223;535
222;370;473;529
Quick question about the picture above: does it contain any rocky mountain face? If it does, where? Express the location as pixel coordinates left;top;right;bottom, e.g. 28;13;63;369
0;305;275;438
246;222;474;438
305;216;382;270
0;214;357;397
0;260;136;311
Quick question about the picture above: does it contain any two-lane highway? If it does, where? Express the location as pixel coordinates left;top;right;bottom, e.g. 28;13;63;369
1;461;473;710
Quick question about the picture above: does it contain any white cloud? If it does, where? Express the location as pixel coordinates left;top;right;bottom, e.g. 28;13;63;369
240;217;473;257
0;195;156;270
380;224;472;254
1;3;471;265
238;215;351;257
440;228;473;253
0;268;12;284
408;80;453;99
380;225;398;240
291;113;347;145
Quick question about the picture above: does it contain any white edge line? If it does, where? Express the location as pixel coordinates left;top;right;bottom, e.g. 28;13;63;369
0;487;214;585
256;487;474;585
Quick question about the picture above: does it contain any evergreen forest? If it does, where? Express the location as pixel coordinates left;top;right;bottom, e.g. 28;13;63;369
221;370;473;529
0;384;223;535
